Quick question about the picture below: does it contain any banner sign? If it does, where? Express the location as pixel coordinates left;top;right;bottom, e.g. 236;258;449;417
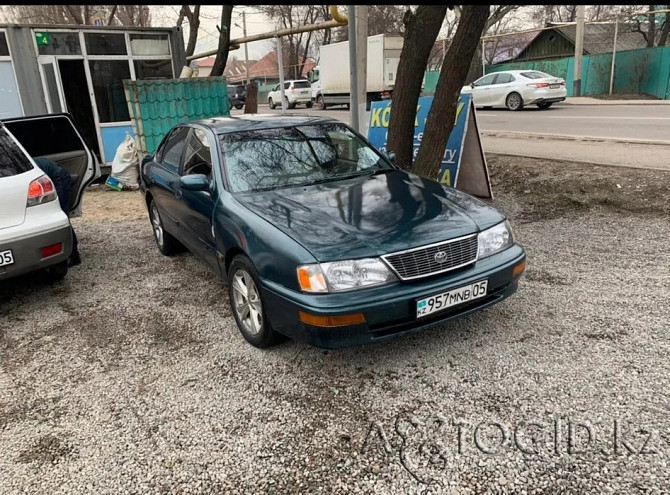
367;94;472;188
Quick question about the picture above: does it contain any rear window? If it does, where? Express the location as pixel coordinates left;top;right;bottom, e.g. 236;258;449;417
293;81;311;89
0;127;33;178
521;71;550;79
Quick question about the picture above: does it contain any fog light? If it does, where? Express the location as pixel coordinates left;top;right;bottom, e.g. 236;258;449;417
41;243;63;258
298;311;366;327
512;259;526;277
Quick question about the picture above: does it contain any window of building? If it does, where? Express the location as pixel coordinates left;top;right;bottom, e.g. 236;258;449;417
134;59;173;79
89;60;131;122
130;34;170;56
84;32;127;55
0;32;9;57
36;32;81;55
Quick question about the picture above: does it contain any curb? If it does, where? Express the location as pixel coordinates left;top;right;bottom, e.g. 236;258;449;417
480;131;670;147
561;101;670;106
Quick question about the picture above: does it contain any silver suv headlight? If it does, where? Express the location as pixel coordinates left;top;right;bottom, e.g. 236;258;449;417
478;220;514;259
297;258;397;293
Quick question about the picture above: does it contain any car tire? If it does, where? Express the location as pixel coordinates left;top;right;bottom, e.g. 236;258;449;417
235;104;243;110
306;101;313;108
268;98;275;109
149;199;184;256
505;92;523;111
228;255;285;348
44;260;68;282
285;97;294;109
317;95;327;110
537;102;553;109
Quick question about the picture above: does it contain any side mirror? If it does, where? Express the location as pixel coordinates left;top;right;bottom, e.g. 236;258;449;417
386;150;396;165
470;82;475;89
180;173;210;192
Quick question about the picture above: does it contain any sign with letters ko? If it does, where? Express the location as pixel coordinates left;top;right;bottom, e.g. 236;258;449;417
367;93;492;199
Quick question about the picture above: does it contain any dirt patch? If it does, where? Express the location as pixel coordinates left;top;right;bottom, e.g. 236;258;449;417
18;434;74;464
487;155;670;223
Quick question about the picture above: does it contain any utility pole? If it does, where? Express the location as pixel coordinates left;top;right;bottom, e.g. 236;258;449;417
355;6;368;133
242;11;249;84
573;5;585;97
608;17;618;95
277;37;286;114
348;5;359;131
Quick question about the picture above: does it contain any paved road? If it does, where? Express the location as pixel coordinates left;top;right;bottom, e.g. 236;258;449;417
233;103;670;142
231;103;670;170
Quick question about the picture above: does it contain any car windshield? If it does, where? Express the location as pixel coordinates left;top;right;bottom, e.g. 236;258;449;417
220;123;393;193
521;71;551;79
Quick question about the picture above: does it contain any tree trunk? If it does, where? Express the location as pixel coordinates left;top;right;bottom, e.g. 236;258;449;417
211;5;234;77
648;7;656;47
413;5;490;180
185;5;200;58
659;9;670;46
386;6;448;170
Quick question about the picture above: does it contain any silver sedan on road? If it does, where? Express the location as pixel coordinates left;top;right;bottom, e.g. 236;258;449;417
462;70;567;111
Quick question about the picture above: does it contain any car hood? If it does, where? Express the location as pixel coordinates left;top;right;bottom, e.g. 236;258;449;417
236;169;505;262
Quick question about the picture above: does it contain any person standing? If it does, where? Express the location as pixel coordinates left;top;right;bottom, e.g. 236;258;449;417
33;157;81;266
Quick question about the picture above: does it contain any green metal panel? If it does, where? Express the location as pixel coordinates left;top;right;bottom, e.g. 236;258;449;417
124;77;230;155
424;71;440;95
487;46;670;99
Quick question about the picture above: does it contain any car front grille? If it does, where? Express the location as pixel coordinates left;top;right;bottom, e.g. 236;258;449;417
382;234;479;280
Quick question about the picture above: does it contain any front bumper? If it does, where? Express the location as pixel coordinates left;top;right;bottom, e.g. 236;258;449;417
262;244;526;349
0;224;72;281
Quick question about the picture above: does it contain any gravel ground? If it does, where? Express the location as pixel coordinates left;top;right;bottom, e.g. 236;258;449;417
1;155;669;494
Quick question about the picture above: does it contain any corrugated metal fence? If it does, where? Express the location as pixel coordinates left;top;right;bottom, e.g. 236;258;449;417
485;46;670;99
124;77;231;155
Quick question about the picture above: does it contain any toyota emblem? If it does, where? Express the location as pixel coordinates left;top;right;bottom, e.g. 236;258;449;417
434;251;448;264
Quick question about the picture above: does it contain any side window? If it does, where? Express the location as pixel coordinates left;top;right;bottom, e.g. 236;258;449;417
273;84;279;91
160;126;190;171
474;74;496;87
182;128;213;177
284;82;290;89
495;73;514;84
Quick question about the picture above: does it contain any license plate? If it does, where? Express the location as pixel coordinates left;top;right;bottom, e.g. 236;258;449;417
550;84;560;89
416;280;488;318
0;249;14;267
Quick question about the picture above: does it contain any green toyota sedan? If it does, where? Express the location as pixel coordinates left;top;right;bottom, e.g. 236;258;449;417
140;115;526;349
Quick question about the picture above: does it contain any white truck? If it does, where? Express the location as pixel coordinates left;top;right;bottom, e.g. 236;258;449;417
307;34;403;110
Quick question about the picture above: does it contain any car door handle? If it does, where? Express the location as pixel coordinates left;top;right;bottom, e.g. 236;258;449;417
175;189;183;200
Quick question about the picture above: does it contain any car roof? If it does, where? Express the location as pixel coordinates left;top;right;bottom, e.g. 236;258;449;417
495;70;550;75
192;114;341;134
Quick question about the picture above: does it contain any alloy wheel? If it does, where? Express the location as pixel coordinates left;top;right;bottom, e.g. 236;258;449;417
151;204;163;247
232;269;263;336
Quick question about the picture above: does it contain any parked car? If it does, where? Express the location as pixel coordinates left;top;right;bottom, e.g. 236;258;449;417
461;70;567;111
268;80;313;109
0;114;99;282
140;115;526;349
227;84;245;110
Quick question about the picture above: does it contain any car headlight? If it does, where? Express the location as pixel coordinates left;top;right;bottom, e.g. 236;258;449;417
297;258;397;293
478;220;514;259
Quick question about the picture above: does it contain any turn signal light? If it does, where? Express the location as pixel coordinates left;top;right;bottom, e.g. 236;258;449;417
41;242;63;258
298;311;366;327
512;259;526;277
